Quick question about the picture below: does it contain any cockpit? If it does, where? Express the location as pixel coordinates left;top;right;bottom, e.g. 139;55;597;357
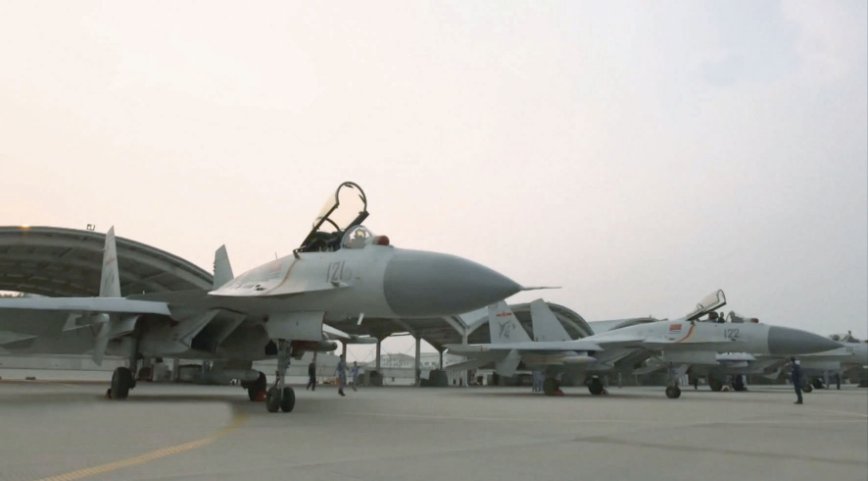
695;310;761;324
296;182;390;253
829;332;862;344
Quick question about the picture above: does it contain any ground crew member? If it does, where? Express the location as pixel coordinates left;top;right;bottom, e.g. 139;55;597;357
336;355;347;396
306;359;317;391
791;357;803;404
351;361;360;391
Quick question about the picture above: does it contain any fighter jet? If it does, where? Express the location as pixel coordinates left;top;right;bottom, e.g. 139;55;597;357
640;315;867;393
797;332;868;390
0;182;523;412
447;290;841;399
695;329;868;392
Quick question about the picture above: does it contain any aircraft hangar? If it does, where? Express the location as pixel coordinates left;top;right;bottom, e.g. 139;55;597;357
0;225;593;379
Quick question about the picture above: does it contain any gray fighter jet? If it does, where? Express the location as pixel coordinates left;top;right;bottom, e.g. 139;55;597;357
798;332;868;389
689;328;868;392
0;182;522;412
640;315;867;392
447;291;840;399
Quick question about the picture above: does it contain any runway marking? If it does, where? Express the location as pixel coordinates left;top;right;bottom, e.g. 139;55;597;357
30;410;247;481
340;410;865;426
339;410;663;424
578;436;867;466
801;407;868;419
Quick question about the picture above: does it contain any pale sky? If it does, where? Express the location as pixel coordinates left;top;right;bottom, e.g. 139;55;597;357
1;1;866;361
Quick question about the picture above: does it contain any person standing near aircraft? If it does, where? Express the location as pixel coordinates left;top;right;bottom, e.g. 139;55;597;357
336;355;348;396
351;361;360;391
791;357;803;404
306;358;317;391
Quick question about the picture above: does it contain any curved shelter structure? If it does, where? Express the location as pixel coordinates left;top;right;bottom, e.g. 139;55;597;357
0;226;211;297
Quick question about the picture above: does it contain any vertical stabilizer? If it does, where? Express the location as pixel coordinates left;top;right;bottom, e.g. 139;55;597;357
99;227;121;298
530;299;571;341
93;226;120;365
488;301;531;344
213;245;234;289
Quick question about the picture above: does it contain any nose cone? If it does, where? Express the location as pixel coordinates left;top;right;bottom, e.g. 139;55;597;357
768;326;842;355
383;249;521;317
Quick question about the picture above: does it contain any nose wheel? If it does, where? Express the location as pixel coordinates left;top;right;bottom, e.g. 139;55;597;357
665;363;687;399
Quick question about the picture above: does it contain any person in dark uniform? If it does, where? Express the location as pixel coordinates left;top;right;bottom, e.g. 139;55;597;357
306;359;317;391
791;357;803;404
336;354;347;396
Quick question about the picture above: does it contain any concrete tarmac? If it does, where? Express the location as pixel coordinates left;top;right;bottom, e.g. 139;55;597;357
0;380;865;481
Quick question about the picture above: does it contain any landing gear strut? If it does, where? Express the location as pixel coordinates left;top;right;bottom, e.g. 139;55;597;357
266;340;295;413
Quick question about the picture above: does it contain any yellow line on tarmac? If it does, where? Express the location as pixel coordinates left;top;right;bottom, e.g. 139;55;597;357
31;411;248;481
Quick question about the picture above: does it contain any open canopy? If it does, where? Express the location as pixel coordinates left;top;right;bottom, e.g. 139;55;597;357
298;182;369;252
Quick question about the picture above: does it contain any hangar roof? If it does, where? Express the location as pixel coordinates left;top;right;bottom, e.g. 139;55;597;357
0;226;212;297
0;226;593;349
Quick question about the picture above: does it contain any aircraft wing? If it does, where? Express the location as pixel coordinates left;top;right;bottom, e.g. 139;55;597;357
0;297;171;316
446;355;502;371
446;339;603;354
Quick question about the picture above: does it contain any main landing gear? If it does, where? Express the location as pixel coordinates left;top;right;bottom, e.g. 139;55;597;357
586;376;606;396
106;366;136;400
266;340;295;413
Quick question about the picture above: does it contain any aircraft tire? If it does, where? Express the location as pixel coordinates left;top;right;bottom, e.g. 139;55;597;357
802;384;813;393
280;387;295;412
587;378;605;395
665;386;681;399
266;387;281;413
110;367;133;400
542;378;559;396
708;377;723;392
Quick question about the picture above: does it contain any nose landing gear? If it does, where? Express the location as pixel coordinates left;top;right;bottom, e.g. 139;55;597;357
266;340;296;413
